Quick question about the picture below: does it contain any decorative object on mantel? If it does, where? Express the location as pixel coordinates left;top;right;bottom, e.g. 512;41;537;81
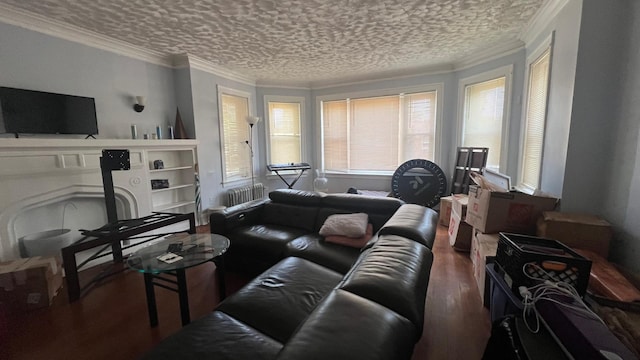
174;108;188;139
133;96;146;113
168;126;175;139
155;126;162;139
130;125;138;139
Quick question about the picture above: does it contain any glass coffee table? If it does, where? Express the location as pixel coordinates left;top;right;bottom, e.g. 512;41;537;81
127;233;230;327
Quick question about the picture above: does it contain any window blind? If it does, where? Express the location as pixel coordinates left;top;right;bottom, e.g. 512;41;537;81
322;100;348;171
350;96;400;171
402;92;437;161
267;102;302;164
322;91;437;173
521;49;551;189
462;77;506;171
221;93;250;181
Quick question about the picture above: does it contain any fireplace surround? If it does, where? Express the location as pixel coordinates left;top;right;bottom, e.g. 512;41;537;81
0;138;198;264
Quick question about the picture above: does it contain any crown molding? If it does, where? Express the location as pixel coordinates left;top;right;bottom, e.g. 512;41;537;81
0;3;172;67
180;54;257;86
453;38;524;71
519;0;571;44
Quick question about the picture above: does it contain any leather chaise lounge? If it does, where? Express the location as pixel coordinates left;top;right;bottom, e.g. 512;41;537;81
141;189;439;360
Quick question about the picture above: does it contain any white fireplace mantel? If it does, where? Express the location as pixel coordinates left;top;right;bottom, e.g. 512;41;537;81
0;138;199;261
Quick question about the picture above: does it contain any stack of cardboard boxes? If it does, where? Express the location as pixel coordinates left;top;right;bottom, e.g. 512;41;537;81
440;179;560;304
438;176;615;305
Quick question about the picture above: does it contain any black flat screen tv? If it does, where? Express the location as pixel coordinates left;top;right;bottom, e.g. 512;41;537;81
0;86;98;136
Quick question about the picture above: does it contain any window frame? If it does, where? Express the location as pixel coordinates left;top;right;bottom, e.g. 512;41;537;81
217;85;256;185
315;84;444;176
456;65;513;173
517;33;554;193
263;95;307;176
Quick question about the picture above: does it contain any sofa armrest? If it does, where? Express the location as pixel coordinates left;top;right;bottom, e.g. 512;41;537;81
210;198;269;235
379;204;438;248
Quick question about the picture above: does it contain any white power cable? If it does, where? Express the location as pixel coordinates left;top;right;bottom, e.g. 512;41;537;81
519;262;604;333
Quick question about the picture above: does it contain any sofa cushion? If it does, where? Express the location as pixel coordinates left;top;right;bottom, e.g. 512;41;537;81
218;257;342;343
285;234;362;274
269;189;324;205
319;212;369;237
339;234;434;332
140;311;282;360
228;224;310;264
321;193;404;213
379;204;438;248
261;203;319;231
276;289;417;360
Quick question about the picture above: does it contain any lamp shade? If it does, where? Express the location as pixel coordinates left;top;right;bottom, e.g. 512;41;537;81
246;115;260;126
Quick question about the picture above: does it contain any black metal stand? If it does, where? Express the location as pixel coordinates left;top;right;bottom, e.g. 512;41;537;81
62;212;196;302
143;255;227;327
267;163;311;189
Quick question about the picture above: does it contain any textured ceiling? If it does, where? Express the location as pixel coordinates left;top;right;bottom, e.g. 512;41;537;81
0;0;544;86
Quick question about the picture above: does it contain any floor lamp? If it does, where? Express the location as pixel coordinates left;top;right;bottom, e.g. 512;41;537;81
245;115;260;200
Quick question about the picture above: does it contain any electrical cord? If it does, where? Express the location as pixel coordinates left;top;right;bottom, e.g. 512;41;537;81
520;262;605;333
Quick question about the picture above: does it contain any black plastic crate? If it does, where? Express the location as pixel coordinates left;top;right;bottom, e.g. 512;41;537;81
495;233;592;296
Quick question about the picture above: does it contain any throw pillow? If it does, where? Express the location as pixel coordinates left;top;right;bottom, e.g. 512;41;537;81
325;223;373;248
319;213;369;238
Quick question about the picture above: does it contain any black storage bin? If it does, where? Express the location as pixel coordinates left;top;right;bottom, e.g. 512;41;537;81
495;233;592;296
486;264;523;323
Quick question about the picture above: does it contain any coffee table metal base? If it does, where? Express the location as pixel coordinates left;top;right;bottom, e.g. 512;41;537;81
143;257;226;327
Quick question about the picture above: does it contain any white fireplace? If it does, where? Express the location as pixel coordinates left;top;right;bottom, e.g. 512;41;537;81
0;138;198;263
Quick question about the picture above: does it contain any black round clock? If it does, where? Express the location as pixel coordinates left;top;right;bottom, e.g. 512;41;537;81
391;159;447;208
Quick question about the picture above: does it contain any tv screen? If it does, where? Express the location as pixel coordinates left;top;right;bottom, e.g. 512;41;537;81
0;87;98;135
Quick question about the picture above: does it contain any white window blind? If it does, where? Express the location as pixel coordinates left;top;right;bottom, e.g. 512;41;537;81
322;91;437;173
267;101;301;164
462;77;506;171
521;49;551;190
322;100;348;171
220;93;250;182
402;92;437;161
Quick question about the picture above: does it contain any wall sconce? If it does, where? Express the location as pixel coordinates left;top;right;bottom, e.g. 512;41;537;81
133;96;146;112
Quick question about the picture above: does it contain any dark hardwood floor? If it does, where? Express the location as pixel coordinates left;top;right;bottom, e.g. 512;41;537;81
1;225;490;360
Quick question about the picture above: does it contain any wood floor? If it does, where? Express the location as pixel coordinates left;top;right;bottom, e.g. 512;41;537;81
1;225;491;360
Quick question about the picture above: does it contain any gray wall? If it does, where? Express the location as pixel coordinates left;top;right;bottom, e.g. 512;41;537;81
562;0;628;213
528;0;583;198
596;0;640;272
187;69;257;208
0;22;177;139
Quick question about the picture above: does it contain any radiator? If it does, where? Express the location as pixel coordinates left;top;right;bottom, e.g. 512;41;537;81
226;183;265;206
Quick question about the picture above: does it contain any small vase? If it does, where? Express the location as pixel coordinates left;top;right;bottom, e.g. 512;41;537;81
313;169;329;193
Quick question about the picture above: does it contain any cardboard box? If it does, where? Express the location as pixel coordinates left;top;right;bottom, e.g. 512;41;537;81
448;196;472;251
537;211;612;258
470;230;499;306
438;196;453;227
0;256;63;312
452;194;468;220
466;185;558;234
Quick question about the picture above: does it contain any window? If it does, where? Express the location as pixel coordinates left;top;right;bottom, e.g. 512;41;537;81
520;44;552;191
218;87;252;183
458;66;512;172
321;87;439;173
265;97;304;165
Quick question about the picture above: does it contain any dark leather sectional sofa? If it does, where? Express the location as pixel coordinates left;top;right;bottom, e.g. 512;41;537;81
142;189;439;360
